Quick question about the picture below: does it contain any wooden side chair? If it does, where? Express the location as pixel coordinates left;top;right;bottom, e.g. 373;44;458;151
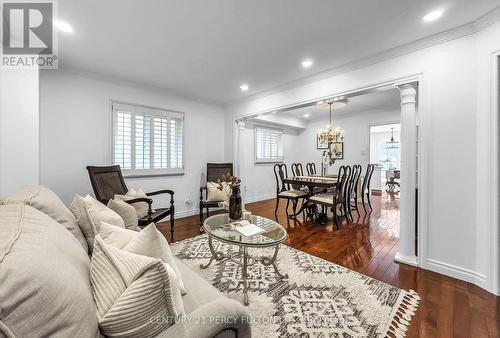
199;163;233;227
274;163;307;217
86;165;175;238
306;162;317;176
291;163;307;192
348;164;362;219
309;165;351;228
361;164;376;212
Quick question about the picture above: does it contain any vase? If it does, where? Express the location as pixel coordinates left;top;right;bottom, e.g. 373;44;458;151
229;186;242;220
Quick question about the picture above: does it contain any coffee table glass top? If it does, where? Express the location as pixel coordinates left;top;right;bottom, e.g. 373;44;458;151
203;213;287;247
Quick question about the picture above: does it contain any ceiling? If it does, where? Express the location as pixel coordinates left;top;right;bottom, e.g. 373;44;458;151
276;88;401;122
57;0;500;104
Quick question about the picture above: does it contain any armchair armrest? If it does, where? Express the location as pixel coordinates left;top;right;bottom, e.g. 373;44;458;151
124;197;153;206
200;186;207;202
157;299;251;338
145;190;175;215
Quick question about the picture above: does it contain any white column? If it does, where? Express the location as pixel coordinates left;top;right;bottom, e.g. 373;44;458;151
234;119;246;177
394;84;418;266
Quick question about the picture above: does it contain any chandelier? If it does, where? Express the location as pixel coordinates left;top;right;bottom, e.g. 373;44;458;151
317;99;347;165
386;127;399;149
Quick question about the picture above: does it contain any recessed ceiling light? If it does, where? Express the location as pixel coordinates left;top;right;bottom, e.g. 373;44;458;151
423;9;443;22
53;20;74;33
301;59;313;69
303;114;311;118
240;84;249;92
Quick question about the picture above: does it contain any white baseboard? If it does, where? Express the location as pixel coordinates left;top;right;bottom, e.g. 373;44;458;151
394;252;418;267
173;193;276;220
425;258;488;290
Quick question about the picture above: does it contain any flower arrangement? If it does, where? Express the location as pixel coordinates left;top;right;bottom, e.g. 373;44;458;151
216;172;241;190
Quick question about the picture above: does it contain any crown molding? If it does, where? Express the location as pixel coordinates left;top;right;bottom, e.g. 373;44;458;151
226;6;500;108
50;66;225;108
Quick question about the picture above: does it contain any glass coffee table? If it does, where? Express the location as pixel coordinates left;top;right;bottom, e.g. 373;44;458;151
201;213;288;305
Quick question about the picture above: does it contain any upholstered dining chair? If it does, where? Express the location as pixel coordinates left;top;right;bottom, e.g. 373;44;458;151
273;163;308;217
291;163;307;191
346;164;362;220
306;162;317;176
86;165;175;238
361;164;376;212
308;165;351;228
199;163;233;227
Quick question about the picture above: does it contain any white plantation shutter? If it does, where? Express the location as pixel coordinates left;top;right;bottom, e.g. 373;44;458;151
255;127;284;163
112;102;184;176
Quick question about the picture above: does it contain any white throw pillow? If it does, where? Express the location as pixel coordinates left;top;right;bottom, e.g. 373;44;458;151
207;181;231;202
71;195;125;251
91;236;184;337
123;223;186;295
115;188;149;218
107;199;140;231
99;222;186;295
99;221;138;249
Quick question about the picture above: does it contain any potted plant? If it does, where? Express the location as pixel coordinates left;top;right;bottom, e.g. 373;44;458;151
217;173;242;220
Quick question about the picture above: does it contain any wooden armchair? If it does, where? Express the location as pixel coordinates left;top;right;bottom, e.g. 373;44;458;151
200;163;233;228
86;165;175;239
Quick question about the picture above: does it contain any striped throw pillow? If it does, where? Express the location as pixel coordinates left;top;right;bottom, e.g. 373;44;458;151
90;236;184;337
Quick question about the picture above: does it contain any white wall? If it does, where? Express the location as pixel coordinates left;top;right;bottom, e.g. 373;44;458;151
237;121;299;203
0;69;40;197
225;21;500;295
39;71;226;216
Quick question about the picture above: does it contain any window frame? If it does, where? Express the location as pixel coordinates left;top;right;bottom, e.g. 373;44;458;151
110;100;185;178
254;125;284;164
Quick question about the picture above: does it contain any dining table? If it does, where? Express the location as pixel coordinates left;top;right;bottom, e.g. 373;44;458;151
282;175;338;218
282;174;364;221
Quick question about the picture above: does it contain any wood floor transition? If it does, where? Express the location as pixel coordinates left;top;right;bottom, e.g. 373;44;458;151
158;193;500;337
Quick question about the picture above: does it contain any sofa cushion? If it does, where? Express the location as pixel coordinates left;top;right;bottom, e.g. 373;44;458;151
0;204;99;337
174;258;225;313
72;195;126;251
107;198;140;231
91;236;184;337
115;188;149;218
1;185;88;252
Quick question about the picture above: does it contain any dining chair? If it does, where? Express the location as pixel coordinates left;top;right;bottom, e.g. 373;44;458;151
273;163;308;217
361;164;376;212
342;165;354;223
347;164;362;219
291;163;308;191
306;162;317;176
308;165;351;228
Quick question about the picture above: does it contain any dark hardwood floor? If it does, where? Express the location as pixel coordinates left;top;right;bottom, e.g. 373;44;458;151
158;192;500;337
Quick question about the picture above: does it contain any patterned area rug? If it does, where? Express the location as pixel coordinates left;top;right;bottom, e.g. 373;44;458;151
171;235;419;338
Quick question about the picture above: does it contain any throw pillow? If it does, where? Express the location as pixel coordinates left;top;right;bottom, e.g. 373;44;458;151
0;204;99;337
91;236;184;337
2;185;88;252
99;221;139;249
207;181;231;202
115;188;149;218
123;223;187;295
107;199;140;231
71;195;125;251
70;194;125;227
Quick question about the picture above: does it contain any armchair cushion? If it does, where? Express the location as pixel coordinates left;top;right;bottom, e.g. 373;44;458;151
206;182;231;202
90;236;184;337
115;188;149;218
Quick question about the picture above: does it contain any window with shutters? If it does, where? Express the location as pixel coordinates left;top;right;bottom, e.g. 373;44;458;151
112;102;184;176
254;126;284;163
